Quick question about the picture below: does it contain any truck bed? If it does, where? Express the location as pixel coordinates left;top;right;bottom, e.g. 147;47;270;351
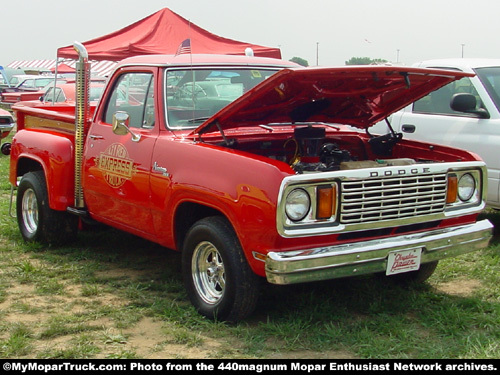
13;103;96;134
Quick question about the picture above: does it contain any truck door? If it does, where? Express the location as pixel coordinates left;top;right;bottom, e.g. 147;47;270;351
395;75;500;208
82;70;158;235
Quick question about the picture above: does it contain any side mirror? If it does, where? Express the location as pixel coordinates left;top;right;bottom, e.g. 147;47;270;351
450;93;490;119
112;111;141;142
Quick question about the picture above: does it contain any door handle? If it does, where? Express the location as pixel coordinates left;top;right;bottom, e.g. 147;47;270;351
401;124;416;133
89;134;104;140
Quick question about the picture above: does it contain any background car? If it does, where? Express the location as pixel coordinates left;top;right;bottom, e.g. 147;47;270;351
17;81;105;108
42;82;105;104
6;75;56;91
0;77;67;109
0;67;26;92
0;108;14;154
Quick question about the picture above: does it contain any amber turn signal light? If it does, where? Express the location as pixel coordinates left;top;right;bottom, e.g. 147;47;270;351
317;185;336;219
447;175;458;204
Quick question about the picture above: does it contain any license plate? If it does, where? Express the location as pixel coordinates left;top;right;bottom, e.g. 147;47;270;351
386;248;422;275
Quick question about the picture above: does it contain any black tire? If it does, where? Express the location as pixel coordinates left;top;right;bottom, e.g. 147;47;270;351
385;260;439;284
182;216;260;322
17;171;78;245
1;142;11;155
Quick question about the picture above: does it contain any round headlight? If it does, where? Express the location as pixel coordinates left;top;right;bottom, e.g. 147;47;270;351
285;189;311;221
458;173;476;201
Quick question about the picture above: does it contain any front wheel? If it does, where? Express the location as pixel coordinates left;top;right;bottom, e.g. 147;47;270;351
17;171;78;245
182;216;260;322
385;260;439;284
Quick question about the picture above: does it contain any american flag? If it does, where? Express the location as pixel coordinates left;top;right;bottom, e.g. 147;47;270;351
175;39;191;55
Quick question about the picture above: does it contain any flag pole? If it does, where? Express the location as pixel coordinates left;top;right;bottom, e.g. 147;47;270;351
189;21;194;115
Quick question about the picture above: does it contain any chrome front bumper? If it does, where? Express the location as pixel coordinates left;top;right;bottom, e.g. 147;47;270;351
265;219;493;285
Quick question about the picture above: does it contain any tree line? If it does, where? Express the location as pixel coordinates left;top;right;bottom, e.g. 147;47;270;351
289;56;388;67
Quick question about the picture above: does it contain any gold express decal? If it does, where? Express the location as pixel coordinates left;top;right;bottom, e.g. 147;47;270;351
96;143;137;188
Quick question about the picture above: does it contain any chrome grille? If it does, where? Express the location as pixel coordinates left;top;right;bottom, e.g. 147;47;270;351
340;173;448;224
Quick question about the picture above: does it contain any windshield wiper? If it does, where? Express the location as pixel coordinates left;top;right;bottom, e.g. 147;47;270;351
265;122;341;130
187;116;211;123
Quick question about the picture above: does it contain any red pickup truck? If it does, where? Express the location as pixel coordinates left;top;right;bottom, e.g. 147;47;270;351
8;44;493;321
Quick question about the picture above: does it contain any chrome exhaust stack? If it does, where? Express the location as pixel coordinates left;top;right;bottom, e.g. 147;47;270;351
73;41;90;208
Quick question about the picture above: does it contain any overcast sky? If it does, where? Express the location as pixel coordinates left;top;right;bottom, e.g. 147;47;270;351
2;0;499;66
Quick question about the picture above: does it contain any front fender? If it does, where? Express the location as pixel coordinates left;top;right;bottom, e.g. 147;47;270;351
10;130;75;211
150;139;291;264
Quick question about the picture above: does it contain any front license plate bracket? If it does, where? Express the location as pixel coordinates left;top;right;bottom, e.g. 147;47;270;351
386;248;422;276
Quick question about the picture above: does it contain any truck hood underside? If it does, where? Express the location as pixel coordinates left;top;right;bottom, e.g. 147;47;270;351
193;66;473;135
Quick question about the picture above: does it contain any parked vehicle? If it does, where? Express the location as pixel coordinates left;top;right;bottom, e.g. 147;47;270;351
0;76;66;109
0;108;14;155
0;67;26;92
2;78;107;110
0;67;9;89
8;45;493;321
372;59;500;209
17;82;105;107
1;88;52;108
5;75;55;91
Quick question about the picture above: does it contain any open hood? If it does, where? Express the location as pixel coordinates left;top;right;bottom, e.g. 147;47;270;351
193;66;472;135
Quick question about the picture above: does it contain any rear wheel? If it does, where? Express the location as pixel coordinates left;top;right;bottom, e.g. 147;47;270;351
17;171;78;245
182;216;260;322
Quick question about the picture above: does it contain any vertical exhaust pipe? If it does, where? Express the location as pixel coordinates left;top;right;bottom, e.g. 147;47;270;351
73;42;90;208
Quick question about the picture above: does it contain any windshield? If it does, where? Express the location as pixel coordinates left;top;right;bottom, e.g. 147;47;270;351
475;66;500;112
165;68;279;129
18;78;54;89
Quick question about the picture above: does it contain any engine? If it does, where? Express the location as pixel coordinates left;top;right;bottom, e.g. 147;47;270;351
291;126;352;173
219;125;412;173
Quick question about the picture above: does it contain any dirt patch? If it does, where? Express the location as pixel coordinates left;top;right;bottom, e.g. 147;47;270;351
435;279;482;297
123;317;225;359
0;271;357;359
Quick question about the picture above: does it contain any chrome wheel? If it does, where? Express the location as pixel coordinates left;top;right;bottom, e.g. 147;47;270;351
21;188;39;235
192;241;225;305
182;216;260;321
17;171;78;245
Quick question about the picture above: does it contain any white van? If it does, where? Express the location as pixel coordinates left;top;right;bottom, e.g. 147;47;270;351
376;59;500;208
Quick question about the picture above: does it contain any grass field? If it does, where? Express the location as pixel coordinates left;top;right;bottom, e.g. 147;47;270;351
0;133;499;359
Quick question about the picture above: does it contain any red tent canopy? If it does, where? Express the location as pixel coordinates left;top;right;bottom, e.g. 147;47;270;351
57;8;281;61
50;63;75;73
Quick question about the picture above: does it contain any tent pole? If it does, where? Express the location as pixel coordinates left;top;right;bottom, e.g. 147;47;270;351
52;55;59;105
